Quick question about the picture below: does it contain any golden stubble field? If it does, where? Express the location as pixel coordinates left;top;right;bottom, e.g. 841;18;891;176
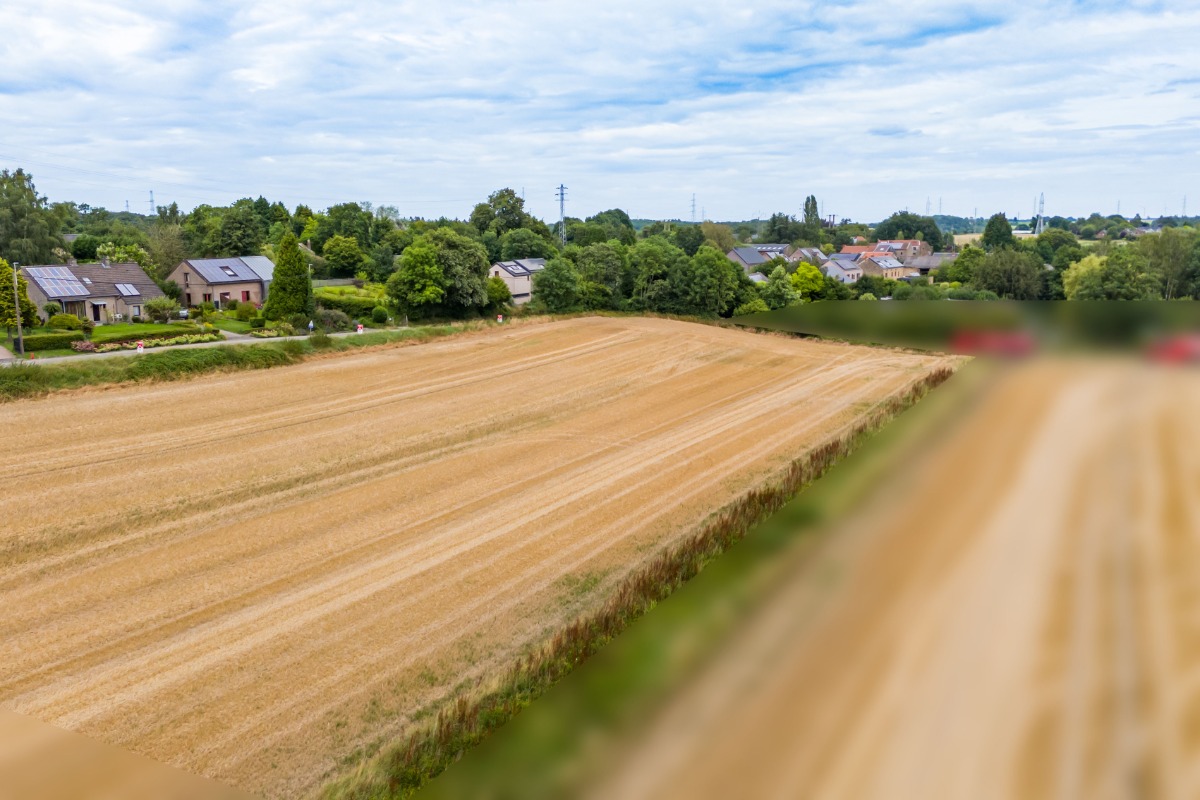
593;356;1200;800
0;316;948;797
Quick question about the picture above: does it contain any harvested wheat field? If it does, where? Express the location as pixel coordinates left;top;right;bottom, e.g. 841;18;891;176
0;316;948;798
593;356;1200;800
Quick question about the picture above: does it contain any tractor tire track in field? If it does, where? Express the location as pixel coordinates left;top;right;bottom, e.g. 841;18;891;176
0;316;947;798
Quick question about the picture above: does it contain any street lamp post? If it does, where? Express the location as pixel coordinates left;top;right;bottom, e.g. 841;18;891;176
11;261;24;356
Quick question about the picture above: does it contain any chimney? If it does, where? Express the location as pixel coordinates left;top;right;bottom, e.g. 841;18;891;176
101;257;110;268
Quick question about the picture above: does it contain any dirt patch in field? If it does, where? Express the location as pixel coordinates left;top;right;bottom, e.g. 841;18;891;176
0;316;947;798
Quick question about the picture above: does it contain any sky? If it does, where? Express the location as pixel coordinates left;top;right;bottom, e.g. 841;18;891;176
1;0;1198;225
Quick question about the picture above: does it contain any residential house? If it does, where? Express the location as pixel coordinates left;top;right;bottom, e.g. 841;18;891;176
490;258;547;304
792;247;828;266
747;271;769;284
821;260;862;284
167;256;276;309
860;256;915;280
726;244;797;274
22;260;164;324
875;239;933;264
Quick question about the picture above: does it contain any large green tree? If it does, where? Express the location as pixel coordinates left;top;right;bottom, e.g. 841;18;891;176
386;239;446;314
263;232;313;319
470;188;531;236
322;234;365;277
0;258;41;339
687;245;742;316
759;265;799;309
217;202;266;256
0;169;62;265
576;242;628;298
973;248;1043;299
533;257;581;312
1063;251;1159;300
981;213;1016;251
1139;227;1196;299
499;228;557;260
426;227;490;311
873;210;945;251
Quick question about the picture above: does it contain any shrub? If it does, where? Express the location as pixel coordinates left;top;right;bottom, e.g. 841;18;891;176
145;297;181;323
48;313;83;330
236;303;256;321
22;331;85;351
199;301;216;314
131;315;143;323
250;317;266;329
224;298;239;311
70;340;97;352
733;298;770;316
285;313;310;331
315;308;351;332
81;319;95;337
314;291;378;317
371;306;389;324
43;303;62;319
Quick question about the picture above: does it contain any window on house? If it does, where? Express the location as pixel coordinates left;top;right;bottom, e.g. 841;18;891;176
183;272;189;286
203;293;212;302
242;290;250;301
220;266;237;277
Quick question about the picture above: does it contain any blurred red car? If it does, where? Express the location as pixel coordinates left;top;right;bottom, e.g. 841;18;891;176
950;329;1036;358
1147;334;1200;363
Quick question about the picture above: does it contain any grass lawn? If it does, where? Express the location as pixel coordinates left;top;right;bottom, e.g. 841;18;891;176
211;317;254;334
90;322;202;344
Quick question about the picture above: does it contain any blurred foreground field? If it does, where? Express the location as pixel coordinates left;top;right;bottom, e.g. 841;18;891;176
426;355;1200;800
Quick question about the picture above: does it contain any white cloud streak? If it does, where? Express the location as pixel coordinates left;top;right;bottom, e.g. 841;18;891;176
1;0;1197;222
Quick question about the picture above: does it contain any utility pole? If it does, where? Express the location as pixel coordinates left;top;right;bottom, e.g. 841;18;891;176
11;261;24;356
938;196;942;215
555;184;567;247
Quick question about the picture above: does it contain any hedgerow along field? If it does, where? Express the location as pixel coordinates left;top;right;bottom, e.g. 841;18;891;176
0;316;953;798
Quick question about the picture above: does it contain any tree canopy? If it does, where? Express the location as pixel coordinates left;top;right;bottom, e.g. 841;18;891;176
263;232;313;319
873;211;945;251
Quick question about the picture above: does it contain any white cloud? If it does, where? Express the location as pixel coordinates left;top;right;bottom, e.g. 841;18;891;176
0;0;1197;222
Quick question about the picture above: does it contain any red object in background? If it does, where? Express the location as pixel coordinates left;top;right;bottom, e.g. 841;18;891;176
951;329;1036;358
1147;334;1200;363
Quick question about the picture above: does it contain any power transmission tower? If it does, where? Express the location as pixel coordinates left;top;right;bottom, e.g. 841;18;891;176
691;193;696;223
125;200;130;213
555;184;567;246
1034;193;1045;235
925;197;931;215
149;190;155;216
938;196;942;215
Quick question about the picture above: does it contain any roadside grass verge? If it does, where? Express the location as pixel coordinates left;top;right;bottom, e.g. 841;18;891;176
0;324;479;403
321;363;958;800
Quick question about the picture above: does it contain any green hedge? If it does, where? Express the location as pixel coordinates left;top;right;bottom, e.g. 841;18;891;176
23;331;85;351
313;292;379;318
90;324;203;345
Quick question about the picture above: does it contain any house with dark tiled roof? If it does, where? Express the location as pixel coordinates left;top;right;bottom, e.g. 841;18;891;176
726;244;798;274
821;260;862;284
22;260;164;324
860;255;915;280
167;256;276;309
490;258;547;304
792;247;828;266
